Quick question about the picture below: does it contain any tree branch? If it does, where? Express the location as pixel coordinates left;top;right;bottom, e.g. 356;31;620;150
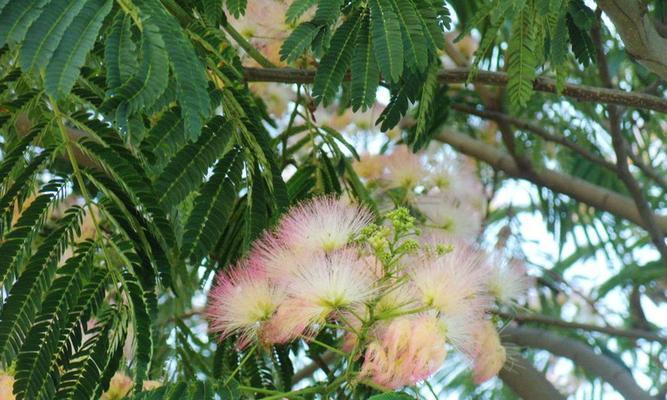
597;0;667;81
592;14;667;264
502;326;653;400
243;67;667;113
434;129;667;232
451;104;617;171
497;311;667;344
498;356;565;400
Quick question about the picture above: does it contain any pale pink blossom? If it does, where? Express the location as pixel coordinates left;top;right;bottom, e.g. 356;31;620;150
383;145;427;189
263;250;377;343
248;232;304;282
409;243;489;315
360;314;447;389
415;191;483;242
207;263;284;348
486;257;533;305
352;154;385;181
0;371;15;400
472;321;507;384
277;197;373;253
101;372;133;400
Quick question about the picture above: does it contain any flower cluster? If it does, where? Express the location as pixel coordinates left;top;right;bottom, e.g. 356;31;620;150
207;196;531;390
353;144;487;243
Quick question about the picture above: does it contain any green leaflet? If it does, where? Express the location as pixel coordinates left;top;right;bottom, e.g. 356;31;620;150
201;0;224;26
103;20;169;115
413;0;443;52
285;0;318;24
105;13;139;89
507;4;537;110
140;108;187;168
312;0;343;25
0;180;64;287
369;0;404;82
0;0;49;48
312;11;361;105
0;207;84;362
55;308;125;399
0;149;53;219
14;242;95;400
411;62;438;150
44;0;113;99
0;125;40;188
351;13;379;111
182;146;244;262
550;3;569;66
19;0;86;74
242;166;269;251
139;0;210;141
391;0;428;72
154;117;232;209
280;22;321;63
225;0;247;18
123;273;154;391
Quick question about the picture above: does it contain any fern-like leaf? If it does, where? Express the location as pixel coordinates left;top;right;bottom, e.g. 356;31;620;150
182;146;244;262
312;11;361;105
140;0;211;140
411;62;438;150
351;15;379;111
0;180;64;287
103;20;169;115
0;0;47;48
123;273;154;390
225;0;247;18
44;0;113;99
413;0;444;51
507;4;537;110
14;242;94;400
0;206;83;361
105;13;139;89
285;0;317;24
0;125;40;188
55;308;125;399
391;0;427;72
369;0;404;82
19;0;86;74
312;0;343;25
154;117;232;209
0;149;53;220
280;22;321;63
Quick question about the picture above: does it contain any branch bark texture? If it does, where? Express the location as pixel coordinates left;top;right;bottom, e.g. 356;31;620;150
502;326;653;400
435;129;667;233
498;356;566;400
597;0;667;81
243;67;667;113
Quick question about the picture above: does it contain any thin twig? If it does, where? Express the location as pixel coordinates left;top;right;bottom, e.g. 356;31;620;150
451;104;617;171
496;311;667;344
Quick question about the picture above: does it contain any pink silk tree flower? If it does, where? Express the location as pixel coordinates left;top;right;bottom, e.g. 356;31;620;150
485;256;533;305
277;197;373;253
409;242;489;316
383;145;427;189
415;191;483;242
360;314;447;389
262;249;377;343
248;231;305;282
207;262;284;349
0;371;15;400
472;321;507;384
